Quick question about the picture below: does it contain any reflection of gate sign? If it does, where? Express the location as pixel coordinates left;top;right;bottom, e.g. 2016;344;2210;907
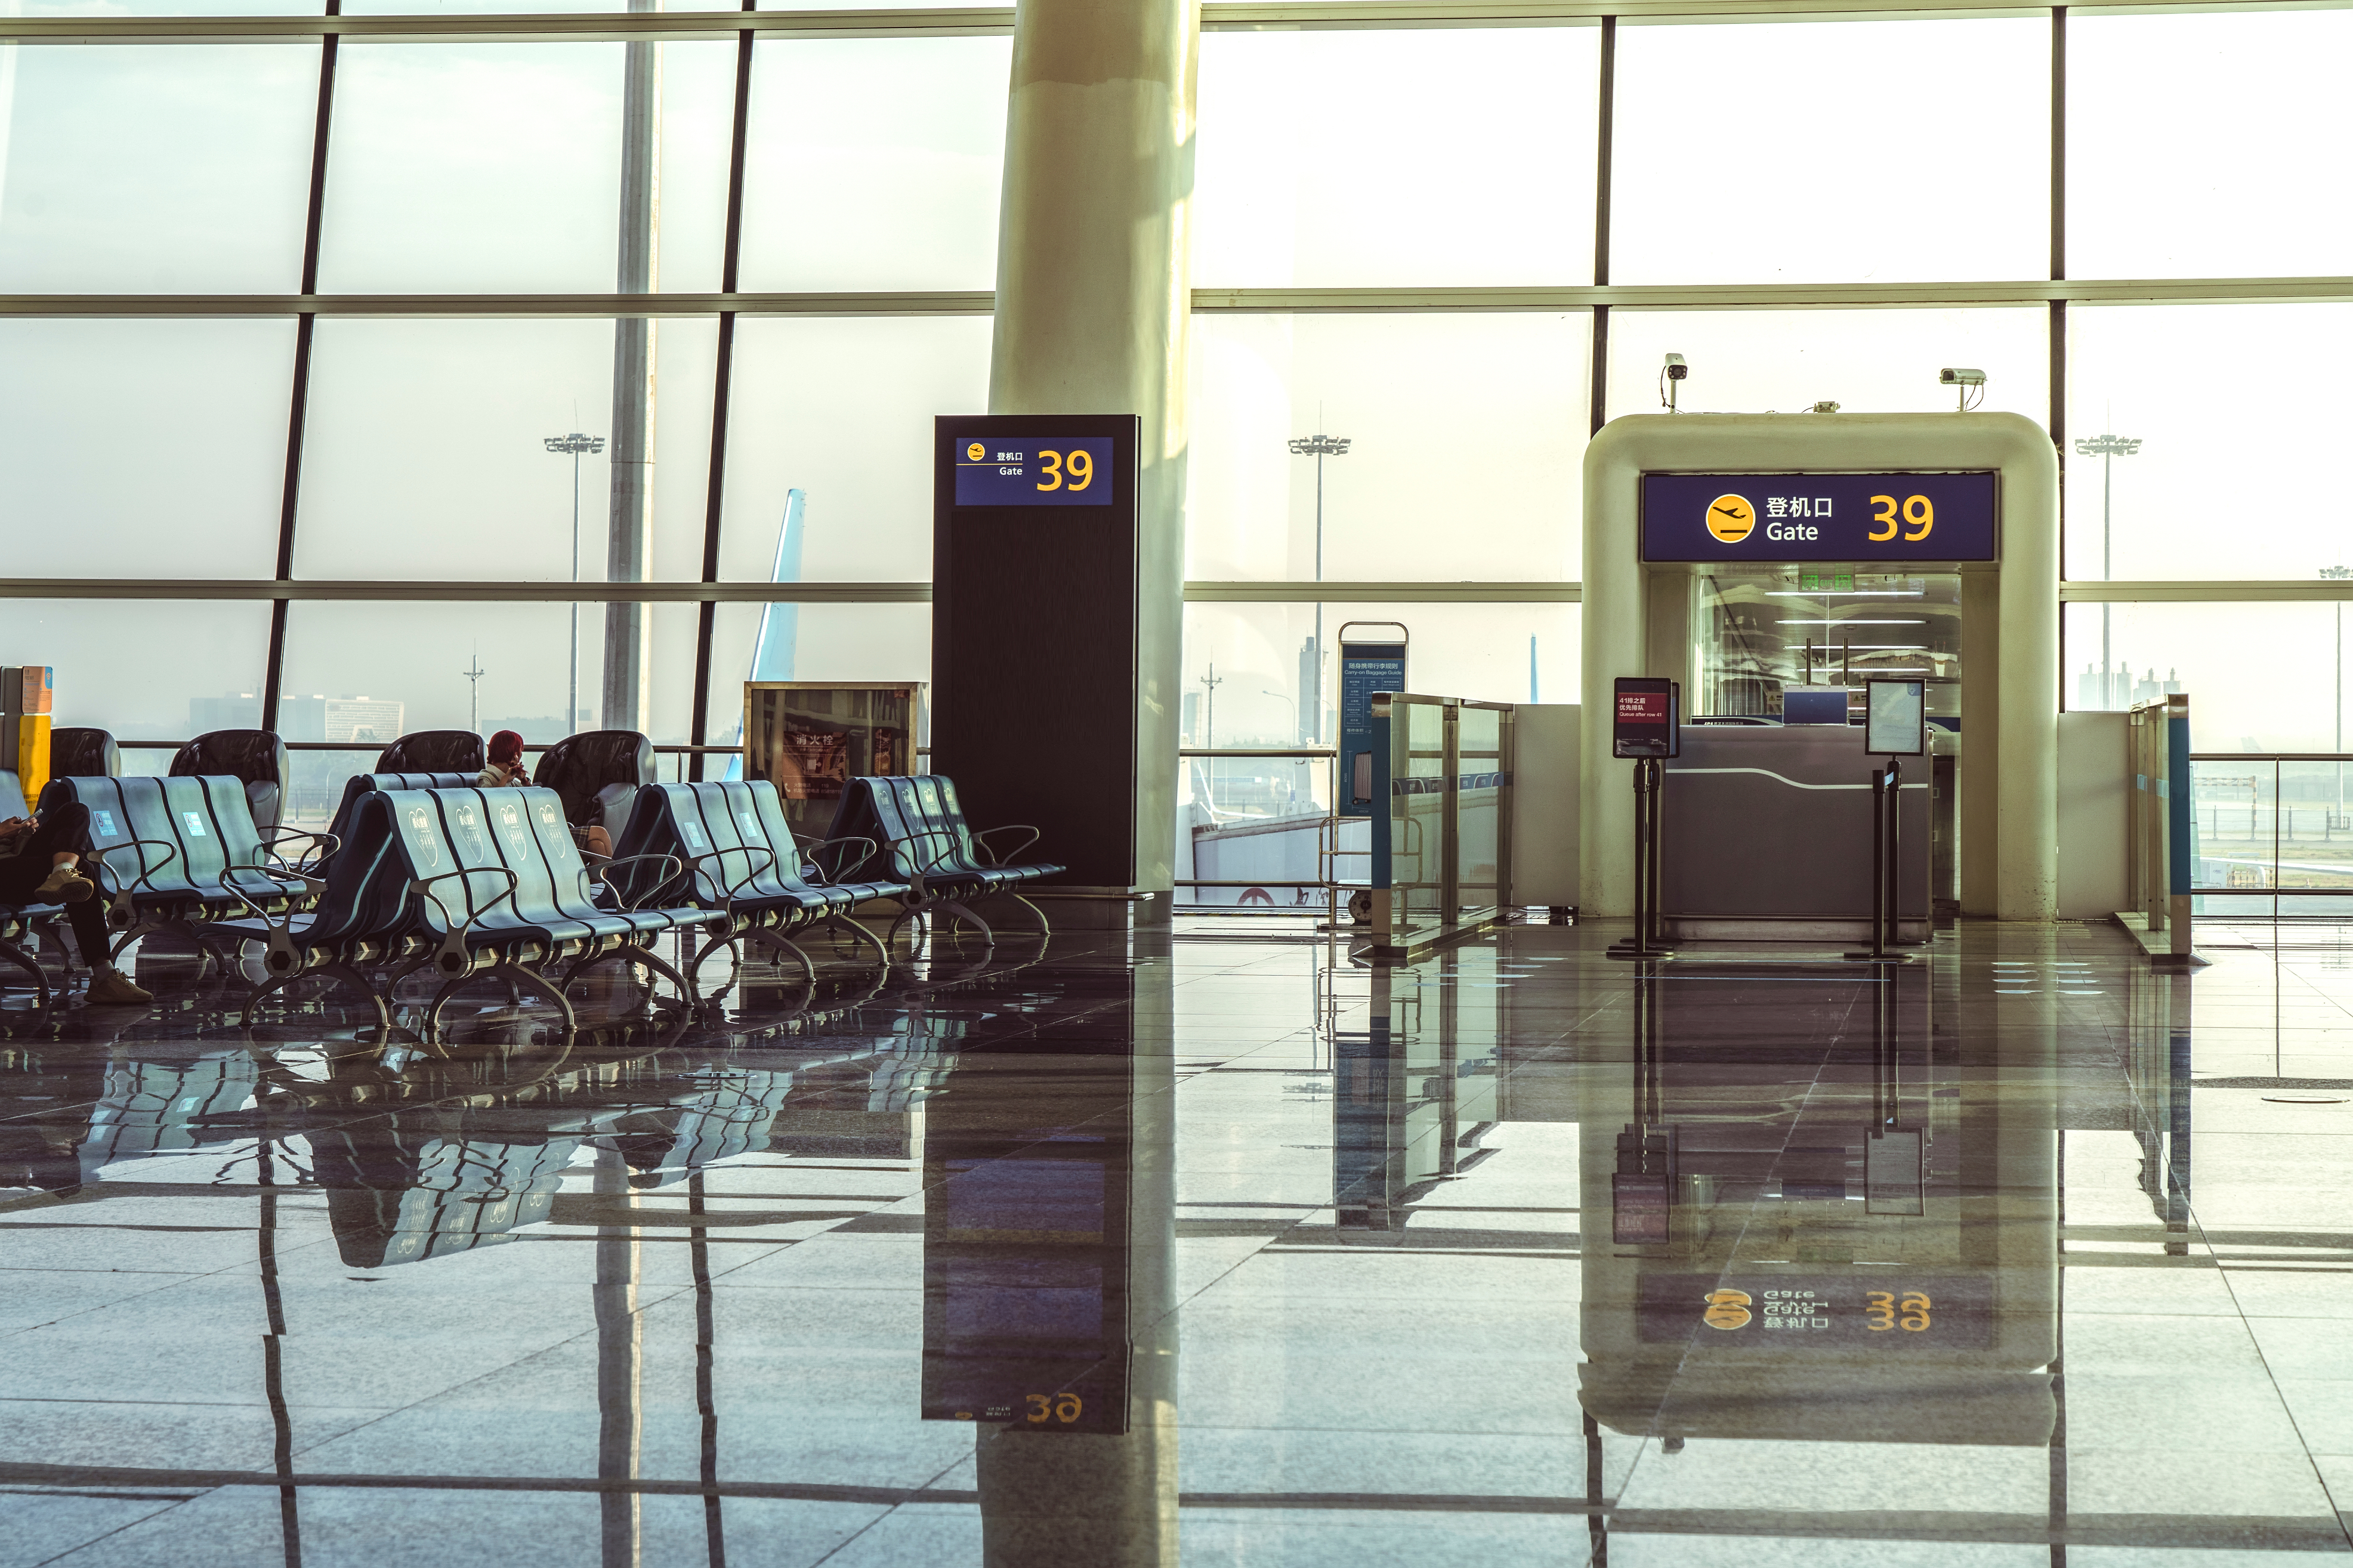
1238;887;1273;905
1702;1289;1753;1330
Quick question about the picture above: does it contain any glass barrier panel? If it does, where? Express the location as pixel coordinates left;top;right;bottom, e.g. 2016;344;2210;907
1457;704;1502;917
1392;699;1447;926
2273;760;2353;895
1175;753;1342;909
2191;758;2273;894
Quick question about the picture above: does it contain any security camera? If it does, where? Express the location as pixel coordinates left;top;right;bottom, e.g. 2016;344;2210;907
1661;352;1690;412
1940;366;1987;412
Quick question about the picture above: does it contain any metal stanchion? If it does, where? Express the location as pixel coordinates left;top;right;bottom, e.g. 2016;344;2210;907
1846;756;1912;964
1608;758;1676;961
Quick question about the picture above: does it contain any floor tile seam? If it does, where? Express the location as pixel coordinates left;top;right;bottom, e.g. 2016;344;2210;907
2184;1192;2353;1552
807;1439;980;1567
1146;1199;1327;1320
29;1490;209;1568
0;1239;345;1341
271;1284;700;1464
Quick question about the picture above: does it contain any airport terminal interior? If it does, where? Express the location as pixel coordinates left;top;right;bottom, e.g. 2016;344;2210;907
5;0;2353;1562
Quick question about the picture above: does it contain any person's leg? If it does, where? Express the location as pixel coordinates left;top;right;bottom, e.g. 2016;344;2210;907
17;803;96;900
23;800;91;861
9;804;148;1003
61;896;113;972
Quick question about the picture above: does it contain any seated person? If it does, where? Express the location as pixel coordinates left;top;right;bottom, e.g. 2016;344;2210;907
0;801;153;1004
480;729;610;858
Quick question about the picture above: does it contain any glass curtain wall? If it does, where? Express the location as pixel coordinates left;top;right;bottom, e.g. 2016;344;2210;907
0;3;2339;756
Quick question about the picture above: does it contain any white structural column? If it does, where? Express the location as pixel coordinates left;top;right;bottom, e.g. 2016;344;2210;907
1580;412;2061;921
603;3;660;734
989;0;1197;896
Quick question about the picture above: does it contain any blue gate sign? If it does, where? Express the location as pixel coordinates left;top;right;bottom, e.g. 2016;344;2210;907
952;436;1116;506
1641;472;1997;563
1338;641;1406;819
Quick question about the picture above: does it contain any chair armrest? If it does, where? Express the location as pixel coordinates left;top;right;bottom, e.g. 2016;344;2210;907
258;826;339;873
93;837;180;896
682;844;778;902
410;867;520;936
969;824;1041;867
804;835;877;884
92;837;182;924
585;852;687;913
901;825;967;877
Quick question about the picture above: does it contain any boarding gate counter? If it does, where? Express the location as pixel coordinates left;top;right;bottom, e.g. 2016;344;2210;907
1580;412;2061;930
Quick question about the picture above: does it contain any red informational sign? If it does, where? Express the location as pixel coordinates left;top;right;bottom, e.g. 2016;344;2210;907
1613;677;1679;759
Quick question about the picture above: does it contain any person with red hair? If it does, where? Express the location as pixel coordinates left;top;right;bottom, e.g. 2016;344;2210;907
480;729;529;787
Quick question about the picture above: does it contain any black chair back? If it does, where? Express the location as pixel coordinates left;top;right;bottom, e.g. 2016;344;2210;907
532;730;654;830
169;729;289;832
50;728;120;778
375;730;486;775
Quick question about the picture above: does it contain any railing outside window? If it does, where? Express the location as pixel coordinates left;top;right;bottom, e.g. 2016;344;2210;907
2188;752;2353;916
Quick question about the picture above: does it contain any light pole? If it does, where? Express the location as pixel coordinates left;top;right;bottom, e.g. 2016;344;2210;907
463;645;486;735
544;432;606;735
1287;431;1351;743
2074;432;2141;707
1264;688;1306;811
1200;664;1224;813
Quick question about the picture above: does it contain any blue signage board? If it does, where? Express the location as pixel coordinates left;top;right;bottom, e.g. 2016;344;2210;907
1641;472;1997;563
1338;642;1407;819
952;435;1116;507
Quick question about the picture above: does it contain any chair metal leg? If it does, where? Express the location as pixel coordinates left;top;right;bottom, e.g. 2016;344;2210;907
986;889;1051;939
567;941;697;1006
816;911;892;970
932;899;996;945
240;961;388;1032
504;963;578;1031
379;954;433;997
748;928;819;989
617;942;696;1005
0;938;50;1010
686;929;745;988
321;963;393;1034
427;961;574;1042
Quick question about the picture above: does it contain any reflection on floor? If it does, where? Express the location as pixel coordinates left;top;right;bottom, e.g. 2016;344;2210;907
5;918;2353;1564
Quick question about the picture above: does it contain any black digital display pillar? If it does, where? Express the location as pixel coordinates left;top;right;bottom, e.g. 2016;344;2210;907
933;415;1145;892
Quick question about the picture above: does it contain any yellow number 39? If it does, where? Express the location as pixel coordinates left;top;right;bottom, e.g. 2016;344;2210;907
1869;494;1935;542
1034;450;1094;493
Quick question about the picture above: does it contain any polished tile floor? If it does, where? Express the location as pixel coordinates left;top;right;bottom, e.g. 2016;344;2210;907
4;915;2353;1565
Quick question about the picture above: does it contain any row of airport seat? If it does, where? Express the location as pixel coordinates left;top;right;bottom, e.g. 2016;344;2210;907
217;784;715;1036
0;753;1062;1022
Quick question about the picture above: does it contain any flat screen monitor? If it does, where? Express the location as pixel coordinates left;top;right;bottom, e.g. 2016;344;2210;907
1781;686;1849;726
1865;679;1926;756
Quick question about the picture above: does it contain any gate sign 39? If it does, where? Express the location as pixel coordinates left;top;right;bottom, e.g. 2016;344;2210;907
953;435;1116;506
1640;472;1997;563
